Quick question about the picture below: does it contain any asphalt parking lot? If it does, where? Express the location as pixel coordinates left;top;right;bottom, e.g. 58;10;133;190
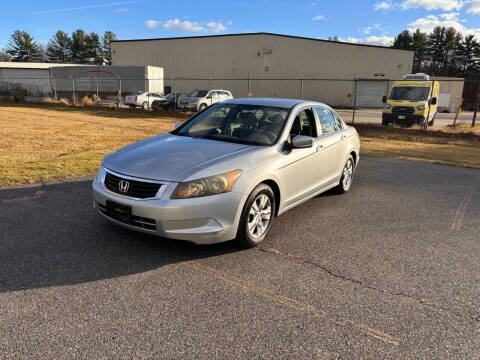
1;155;479;359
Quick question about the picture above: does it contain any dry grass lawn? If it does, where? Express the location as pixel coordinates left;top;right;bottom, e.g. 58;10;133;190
1;102;479;188
357;125;480;169
0;102;179;187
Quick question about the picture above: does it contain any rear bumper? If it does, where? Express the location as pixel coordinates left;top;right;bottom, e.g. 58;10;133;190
382;113;425;126
92;178;243;244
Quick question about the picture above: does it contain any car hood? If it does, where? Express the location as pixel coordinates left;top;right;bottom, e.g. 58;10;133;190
102;133;253;182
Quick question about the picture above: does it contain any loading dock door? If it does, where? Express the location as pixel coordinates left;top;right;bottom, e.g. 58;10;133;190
356;80;389;108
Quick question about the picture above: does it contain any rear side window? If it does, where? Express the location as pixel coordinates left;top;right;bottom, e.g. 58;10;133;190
315;107;338;135
333;112;344;130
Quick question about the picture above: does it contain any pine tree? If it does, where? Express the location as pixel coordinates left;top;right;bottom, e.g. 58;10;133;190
101;31;117;63
392;30;413;50
411;29;428;73
70;29;90;63
459;35;480;77
86;32;101;62
4;30;42;62
46;30;72;63
427;26;447;75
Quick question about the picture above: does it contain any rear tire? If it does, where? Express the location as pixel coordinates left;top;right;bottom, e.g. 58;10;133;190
235;184;275;248
428;114;435;126
333;155;355;194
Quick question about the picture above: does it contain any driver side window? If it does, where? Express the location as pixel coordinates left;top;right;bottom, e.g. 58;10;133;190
184;108;231;135
289;108;317;142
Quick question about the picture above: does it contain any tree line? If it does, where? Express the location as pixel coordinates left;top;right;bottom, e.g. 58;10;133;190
392;26;480;79
1;30;117;64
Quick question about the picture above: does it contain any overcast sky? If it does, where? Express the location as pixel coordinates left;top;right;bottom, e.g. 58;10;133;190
1;0;480;49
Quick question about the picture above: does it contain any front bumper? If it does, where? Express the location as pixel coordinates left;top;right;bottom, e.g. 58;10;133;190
382;112;425;126
92;177;243;244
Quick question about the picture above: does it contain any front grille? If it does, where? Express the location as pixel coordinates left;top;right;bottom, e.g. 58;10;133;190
104;172;161;199
97;203;157;231
392;106;415;114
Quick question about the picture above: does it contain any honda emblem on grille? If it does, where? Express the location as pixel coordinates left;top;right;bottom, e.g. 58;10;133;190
118;180;130;193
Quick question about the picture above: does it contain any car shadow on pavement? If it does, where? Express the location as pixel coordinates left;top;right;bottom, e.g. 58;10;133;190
0;180;243;293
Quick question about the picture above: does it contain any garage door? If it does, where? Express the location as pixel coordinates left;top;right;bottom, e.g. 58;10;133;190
356;81;389;108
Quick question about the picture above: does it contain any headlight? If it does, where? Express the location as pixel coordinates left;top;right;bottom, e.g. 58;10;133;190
417;104;426;110
172;170;242;199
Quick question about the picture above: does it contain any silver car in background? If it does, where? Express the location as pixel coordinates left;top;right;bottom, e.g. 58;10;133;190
124;91;164;110
92;98;360;247
178;89;233;111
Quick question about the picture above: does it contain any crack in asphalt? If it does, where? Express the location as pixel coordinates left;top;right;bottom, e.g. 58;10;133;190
258;246;480;323
8;196;480;325
0;190;45;203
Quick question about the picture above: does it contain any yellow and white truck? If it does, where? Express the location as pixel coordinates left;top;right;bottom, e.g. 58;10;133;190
382;73;439;127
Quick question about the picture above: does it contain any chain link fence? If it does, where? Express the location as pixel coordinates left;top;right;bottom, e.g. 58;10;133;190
0;73;478;128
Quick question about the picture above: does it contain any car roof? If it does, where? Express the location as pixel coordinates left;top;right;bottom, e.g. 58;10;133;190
222;97;326;109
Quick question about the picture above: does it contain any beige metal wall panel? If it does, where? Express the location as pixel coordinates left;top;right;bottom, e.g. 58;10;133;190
111;33;414;103
302;80;355;107
261;34;412;78
112;33;413;78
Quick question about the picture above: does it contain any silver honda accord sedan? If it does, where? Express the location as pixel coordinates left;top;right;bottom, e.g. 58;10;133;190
92;98;360;247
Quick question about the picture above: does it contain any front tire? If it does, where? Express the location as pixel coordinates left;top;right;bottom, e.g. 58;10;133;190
198;103;207;112
334;155;355;194
142;101;149;110
236;184;275;248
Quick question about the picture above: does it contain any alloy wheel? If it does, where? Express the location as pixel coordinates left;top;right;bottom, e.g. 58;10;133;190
343;159;354;191
247;194;272;239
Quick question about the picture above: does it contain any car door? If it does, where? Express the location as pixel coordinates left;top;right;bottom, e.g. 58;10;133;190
314;106;349;186
277;107;323;209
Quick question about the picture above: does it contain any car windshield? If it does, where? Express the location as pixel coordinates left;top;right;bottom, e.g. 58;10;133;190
165;93;175;100
173;103;290;146
189;89;209;97
389;87;430;101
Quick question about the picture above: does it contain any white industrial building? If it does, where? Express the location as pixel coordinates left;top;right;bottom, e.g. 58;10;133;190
0;62;164;100
0;62;83;97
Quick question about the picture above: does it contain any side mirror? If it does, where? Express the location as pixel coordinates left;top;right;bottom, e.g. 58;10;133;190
382;96;387;103
430;97;437;105
292;135;314;149
174;122;183;129
206;96;212;99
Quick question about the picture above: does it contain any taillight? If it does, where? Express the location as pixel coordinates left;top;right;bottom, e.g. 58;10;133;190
135;96;138;101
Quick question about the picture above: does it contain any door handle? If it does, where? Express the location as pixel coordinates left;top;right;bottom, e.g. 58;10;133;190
341;134;347;140
317;144;324;151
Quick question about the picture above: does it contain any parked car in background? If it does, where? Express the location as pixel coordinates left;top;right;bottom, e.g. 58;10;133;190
124;91;164;110
93;98;360;248
151;92;186;111
178;89;233;111
382;73;439;128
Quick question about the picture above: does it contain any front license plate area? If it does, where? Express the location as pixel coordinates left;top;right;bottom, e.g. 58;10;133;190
106;200;131;223
398;115;405;119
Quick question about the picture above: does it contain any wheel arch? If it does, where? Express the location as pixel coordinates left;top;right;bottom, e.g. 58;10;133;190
260;179;281;216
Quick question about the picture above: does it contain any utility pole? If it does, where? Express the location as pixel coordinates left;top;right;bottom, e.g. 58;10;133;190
472;82;480;127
